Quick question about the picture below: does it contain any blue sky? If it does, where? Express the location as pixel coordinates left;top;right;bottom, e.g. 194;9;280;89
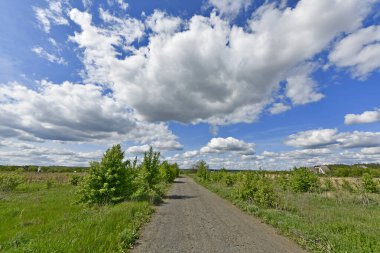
0;0;380;169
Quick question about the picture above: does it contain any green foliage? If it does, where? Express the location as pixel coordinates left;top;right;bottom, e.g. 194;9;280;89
289;167;320;193
0;173;25;192
69;174;82;186
159;161;179;183
79;144;132;205
46;180;53;189
275;174;289;191
132;147;164;203
328;164;380;177
223;173;235;187
361;173;378;193
195;160;209;181
78;145;179;205
323;177;336;192
233;172;278;208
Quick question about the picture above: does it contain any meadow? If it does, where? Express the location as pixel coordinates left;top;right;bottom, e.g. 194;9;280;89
0;172;152;253
191;162;380;253
0;145;179;253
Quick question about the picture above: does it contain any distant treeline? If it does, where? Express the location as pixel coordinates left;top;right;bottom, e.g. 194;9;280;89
327;164;380;177
0;165;89;173
183;163;380;178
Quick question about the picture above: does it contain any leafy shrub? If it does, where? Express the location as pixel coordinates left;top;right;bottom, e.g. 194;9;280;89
195;160;209;181
233;172;278;208
253;179;278;208
361;173;378;193
0;173;25;192
289;167;320;193
275;174;289;191
70;175;82;186
159;161;179;183
132;147;163;203
79;144;132;205
223;173;235;187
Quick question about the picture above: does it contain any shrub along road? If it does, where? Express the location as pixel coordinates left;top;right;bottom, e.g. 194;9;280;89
132;176;306;253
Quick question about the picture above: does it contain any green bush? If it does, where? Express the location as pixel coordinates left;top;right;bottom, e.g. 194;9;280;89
159;161;179;183
79;144;132;205
233;172;278;208
132;147;163;203
0;173;25;192
69;174;82;186
275;174;289;191
361;173;378;193
289;167;320;193
223;173;235;187
195;160;209;181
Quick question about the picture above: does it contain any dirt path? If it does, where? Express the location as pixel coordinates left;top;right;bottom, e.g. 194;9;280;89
132;176;307;253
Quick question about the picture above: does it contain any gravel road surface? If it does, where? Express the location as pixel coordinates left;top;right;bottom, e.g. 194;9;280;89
132;176;307;253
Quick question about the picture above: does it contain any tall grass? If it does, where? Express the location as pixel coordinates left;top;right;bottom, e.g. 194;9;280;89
0;177;152;253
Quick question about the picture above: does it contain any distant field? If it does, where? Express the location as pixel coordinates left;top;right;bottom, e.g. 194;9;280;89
192;169;380;253
0;172;152;253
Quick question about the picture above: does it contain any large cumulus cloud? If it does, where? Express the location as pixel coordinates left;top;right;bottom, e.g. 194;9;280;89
68;0;374;126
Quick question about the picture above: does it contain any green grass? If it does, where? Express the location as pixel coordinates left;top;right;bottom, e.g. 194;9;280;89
193;175;380;253
0;181;153;253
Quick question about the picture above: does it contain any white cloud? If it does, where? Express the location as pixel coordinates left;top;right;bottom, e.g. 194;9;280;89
114;0;129;10
200;137;255;155
32;47;67;65
183;150;200;158
0;82;181;149
329;25;380;77
344;109;380;125
146;10;182;34
269;102;291;115
338;131;380;148
0;139;102;166
66;0;373;127
126;144;150;155
207;0;251;18
361;147;380;155
151;138;183;151
241;154;258;160
285;74;324;105
34;0;69;33
285;129;339;148
285;129;380;149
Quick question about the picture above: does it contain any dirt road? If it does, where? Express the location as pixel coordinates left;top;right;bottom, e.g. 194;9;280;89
132;176;307;253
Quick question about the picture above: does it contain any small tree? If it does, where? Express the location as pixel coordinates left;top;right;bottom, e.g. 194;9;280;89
290;167;320;193
159;161;179;183
361;173;378;193
195;160;209;181
79;144;131;205
0;173;25;192
132;147;162;203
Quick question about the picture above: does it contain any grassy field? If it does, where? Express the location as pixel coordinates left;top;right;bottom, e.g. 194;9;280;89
191;171;380;253
0;172;153;253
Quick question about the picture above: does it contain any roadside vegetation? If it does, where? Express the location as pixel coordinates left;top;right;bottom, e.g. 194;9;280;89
0;145;179;252
327;164;380;177
191;162;380;253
